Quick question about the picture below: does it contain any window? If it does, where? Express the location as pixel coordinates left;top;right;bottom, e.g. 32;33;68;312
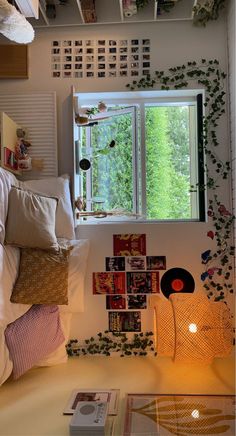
75;90;205;222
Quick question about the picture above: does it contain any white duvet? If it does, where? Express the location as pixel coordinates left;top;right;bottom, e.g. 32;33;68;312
0;168;31;385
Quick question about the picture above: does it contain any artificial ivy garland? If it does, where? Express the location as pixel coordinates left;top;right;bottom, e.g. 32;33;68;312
126;59;235;302
67;331;156;357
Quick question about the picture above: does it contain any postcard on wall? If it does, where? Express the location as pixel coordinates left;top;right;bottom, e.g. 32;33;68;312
126;272;159;294
125;256;146;271
106;295;126;310
113;234;146;256
146;256;166;270
127;295;147;310
106;257;125;271
123;394;236;435
63;389;120;415
93;272;126;294
108;311;141;332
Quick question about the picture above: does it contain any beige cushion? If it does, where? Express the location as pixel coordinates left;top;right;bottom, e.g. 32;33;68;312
5;186;59;251
10;247;71;305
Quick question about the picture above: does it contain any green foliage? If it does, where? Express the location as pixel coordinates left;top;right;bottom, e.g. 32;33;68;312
66;331;156;357
193;0;226;27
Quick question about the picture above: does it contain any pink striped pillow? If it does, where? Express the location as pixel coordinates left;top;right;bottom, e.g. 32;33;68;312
5;305;64;379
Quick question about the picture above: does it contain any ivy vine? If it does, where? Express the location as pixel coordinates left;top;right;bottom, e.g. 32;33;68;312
66;331;156;357
126;59;235;302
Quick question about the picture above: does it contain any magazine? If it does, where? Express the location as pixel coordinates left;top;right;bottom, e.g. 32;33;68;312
106;295;126;310
93;272;126;294
126;272;159;294
108;311;141;332
127;295;147;309
63;389;120;415
146;256;166;270
113;234;146;256
106;256;125;271
125;256;146;271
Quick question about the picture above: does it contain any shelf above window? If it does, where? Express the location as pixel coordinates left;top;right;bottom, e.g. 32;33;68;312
29;0;197;28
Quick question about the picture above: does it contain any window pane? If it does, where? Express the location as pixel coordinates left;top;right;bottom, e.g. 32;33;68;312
89;112;134;212
145;105;196;220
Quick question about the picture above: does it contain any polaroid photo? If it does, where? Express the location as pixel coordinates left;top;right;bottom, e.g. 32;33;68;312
131;39;139;45
109;40;117;46
143;46;150;53
86;55;94;62
131;55;139;61
86;64;94;70
119;71;127;77
98;47;106;54
98;72;106;78
143;54;150;60
119;40;128;46
120;63;128;69
52;56;60;62
108;55;116;62
52;71;61;78
120;55;127;61
75;64;83;70
86;71;94;77
109;63;116;70
63;71;72;78
75;48;83;54
64;48;72;54
143;70;150;75
75;56;83;62
131;47;139;53
52;63;61;70
98;55;105;62
109;71;117;77
63;64;72;70
52;48;60;54
120;47;128;53
74;71;83;78
131;62;139;68
85;40;94;46
143;62;150;68
97;40;106;46
131;71;139;76
86;48;94;54
74;40;83;46
52;40;60;47
109;47;117;53
98;63;105;69
63;40;72;47
142;39;150;45
64;56;72;62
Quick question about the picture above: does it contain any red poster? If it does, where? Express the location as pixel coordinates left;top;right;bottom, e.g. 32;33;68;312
113;234;146;256
93;272;126;295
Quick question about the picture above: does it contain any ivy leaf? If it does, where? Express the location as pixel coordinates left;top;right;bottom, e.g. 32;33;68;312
201;249;211;262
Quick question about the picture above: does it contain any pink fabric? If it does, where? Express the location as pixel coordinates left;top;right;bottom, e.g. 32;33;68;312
5;305;64;379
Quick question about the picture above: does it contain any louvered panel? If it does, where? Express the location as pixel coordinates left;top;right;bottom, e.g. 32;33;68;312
0;92;57;180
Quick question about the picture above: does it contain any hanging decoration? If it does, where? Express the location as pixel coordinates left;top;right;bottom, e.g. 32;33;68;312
0;0;34;44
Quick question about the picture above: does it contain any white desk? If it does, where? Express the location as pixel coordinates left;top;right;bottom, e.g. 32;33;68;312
0;355;234;436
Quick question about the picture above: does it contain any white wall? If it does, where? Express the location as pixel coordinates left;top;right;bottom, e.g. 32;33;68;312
0;15;234;340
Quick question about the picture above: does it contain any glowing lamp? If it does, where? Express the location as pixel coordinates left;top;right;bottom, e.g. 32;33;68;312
151;293;233;364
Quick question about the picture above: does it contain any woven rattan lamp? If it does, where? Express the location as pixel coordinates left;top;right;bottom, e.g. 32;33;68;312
151;293;233;364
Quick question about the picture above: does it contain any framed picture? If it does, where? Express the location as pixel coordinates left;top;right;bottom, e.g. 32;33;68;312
123;394;235;435
63;389;120;415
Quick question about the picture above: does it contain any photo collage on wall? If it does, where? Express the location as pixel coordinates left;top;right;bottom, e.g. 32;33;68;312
92;234;166;333
51;38;151;79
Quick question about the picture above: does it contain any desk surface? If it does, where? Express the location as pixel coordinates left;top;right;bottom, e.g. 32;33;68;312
0;355;235;436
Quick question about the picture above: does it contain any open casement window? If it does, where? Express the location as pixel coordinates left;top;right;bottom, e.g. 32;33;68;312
74;91;205;223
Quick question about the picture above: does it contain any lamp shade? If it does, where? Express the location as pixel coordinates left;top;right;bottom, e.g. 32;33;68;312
152;293;233;364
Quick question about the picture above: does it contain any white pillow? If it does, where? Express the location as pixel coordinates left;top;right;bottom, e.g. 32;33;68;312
20;175;75;240
0;168;19;244
37;312;72;367
60;239;90;314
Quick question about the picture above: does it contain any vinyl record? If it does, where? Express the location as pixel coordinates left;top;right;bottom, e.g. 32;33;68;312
160;267;195;299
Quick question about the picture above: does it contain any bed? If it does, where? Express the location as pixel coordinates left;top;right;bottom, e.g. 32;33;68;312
0;167;89;385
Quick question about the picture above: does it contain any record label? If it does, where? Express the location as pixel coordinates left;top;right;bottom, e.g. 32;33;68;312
160;267;195;299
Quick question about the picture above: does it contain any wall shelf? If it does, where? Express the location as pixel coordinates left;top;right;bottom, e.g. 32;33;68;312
29;0;196;28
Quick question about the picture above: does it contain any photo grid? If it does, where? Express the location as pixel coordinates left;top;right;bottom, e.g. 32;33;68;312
51;38;151;79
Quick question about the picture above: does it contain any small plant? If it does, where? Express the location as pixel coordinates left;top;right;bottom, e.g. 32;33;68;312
193;0;226;27
66;331;156;357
